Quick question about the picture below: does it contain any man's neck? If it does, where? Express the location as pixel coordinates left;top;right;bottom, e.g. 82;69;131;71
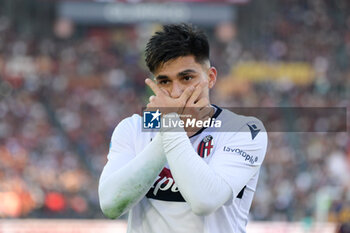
186;105;216;137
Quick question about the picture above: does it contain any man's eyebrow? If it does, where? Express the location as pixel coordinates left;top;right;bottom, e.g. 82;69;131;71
155;75;169;80
177;69;197;77
154;69;197;80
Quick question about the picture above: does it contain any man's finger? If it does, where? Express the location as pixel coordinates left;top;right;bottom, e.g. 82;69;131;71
194;97;210;108
160;87;170;96
149;95;155;102
179;85;195;103
145;78;163;96
188;81;208;105
187;85;202;105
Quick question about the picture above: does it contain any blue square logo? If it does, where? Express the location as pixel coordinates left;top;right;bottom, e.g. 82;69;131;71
143;110;161;129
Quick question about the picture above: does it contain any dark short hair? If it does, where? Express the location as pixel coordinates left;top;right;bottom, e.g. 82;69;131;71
145;23;210;73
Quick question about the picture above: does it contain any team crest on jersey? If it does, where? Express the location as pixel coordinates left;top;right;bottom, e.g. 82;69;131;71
197;135;214;158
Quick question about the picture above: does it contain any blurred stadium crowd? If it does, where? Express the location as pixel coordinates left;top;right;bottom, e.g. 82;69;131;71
0;0;349;226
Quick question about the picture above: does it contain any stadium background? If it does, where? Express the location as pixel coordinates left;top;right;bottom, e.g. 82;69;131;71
0;0;349;232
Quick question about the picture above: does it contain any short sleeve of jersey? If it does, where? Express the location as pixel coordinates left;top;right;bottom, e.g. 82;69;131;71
108;115;138;161
100;115;138;184
208;118;268;200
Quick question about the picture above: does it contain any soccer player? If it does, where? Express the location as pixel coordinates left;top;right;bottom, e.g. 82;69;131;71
98;24;268;233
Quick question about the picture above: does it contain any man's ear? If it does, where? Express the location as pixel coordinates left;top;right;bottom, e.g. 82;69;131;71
208;67;217;89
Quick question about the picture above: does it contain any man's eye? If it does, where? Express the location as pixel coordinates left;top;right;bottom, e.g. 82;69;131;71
159;80;169;85
183;76;193;81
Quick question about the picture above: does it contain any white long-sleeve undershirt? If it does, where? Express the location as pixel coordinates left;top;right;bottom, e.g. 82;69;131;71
160;113;233;215
98;133;166;219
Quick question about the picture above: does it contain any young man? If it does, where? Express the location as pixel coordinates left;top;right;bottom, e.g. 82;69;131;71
98;24;268;233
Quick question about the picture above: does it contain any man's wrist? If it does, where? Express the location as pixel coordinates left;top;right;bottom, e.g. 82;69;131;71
160;112;186;134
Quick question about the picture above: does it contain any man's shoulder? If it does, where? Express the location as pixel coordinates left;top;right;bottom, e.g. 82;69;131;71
111;114;142;139
124;113;142;124
116;114;142;128
219;108;266;134
218;108;268;164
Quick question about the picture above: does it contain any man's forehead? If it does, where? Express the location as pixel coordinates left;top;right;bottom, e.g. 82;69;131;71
154;56;209;77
